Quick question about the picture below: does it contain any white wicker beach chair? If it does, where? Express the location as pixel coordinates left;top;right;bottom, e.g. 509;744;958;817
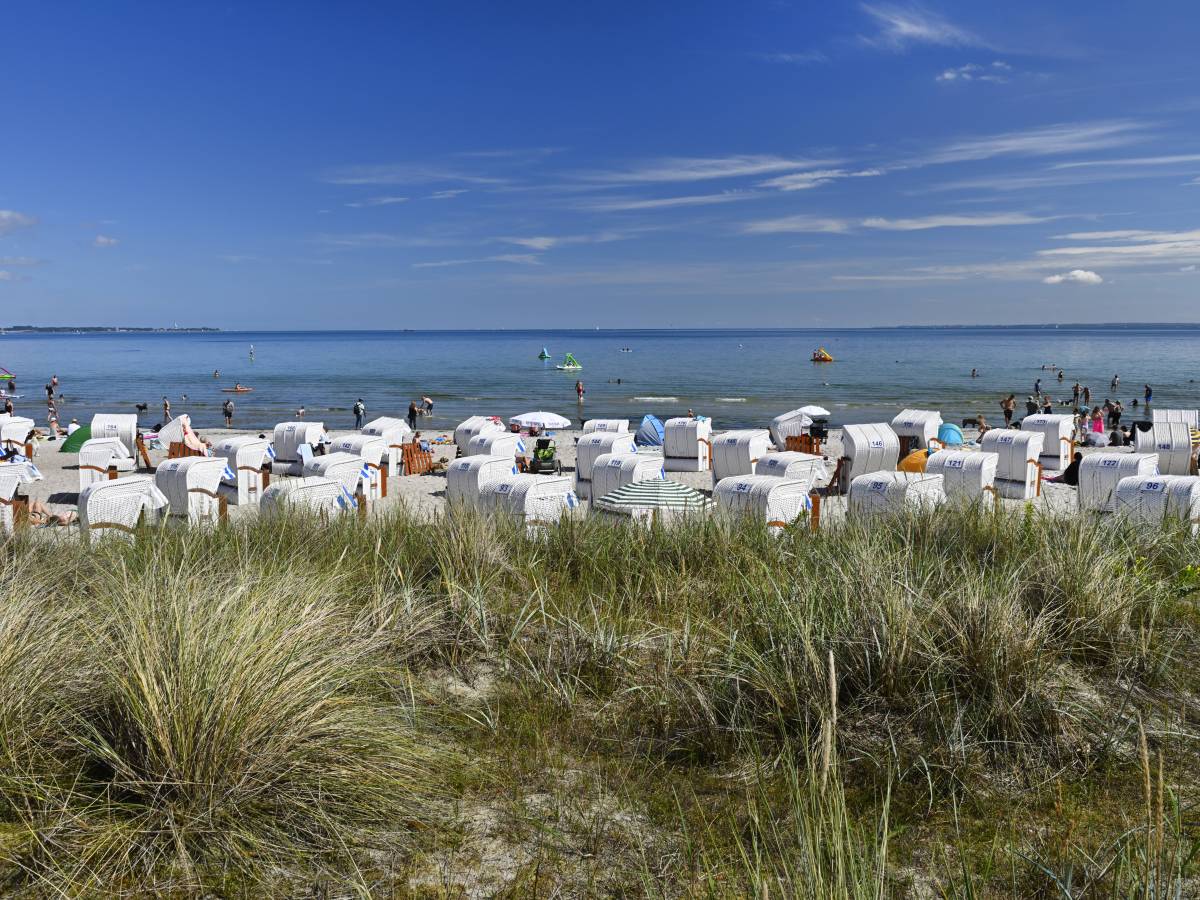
303;451;370;504
211;435;271;505
327;434;388;499
0;416;36;457
78;475;169;544
714;474;814;532
260;476;352;518
0;461;43;534
154;456;230;524
361;417;414;477
270;421;326;476
78;437;136;490
90;414;139;457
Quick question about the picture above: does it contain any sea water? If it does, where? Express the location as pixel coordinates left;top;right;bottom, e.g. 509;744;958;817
3;326;1197;432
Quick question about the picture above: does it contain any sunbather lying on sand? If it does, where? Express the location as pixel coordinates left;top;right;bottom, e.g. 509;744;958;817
27;499;77;527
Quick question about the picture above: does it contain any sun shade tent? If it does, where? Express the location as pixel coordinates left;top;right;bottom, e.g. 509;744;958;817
211;435;271;505
481;474;578;526
837;424;900;494
1134;423;1195;476
454;416;505;455
662;417;711;471
713;475;812;531
1114;475;1200;533
1078;453;1160;513
769;409;815;449
979;429;1044;500
588;452;664;503
361;416;414;477
90;414;139;458
261;476;350;517
59;425;92;453
78;437;136;490
328;434;388;499
711;429;773;486
510;411;572;430
0;462;42;533
937;423;965;447
574;432;637;499
891;409;943;451
303;452;370;501
634;414;665;447
1020;415;1075;471
467;432;526;460
271;421;326;476
924;450;998;502
446;455;519;509
1152;409;1200;428
154;456;229;524
78;475;169;545
594;478;713;525
848;472;945;519
583;419;629;434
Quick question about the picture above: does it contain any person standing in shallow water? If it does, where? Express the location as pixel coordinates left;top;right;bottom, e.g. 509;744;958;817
575;380;585;401
1144;384;1153;407
353;398;365;429
1000;394;1015;426
407;400;418;431
223;398;234;427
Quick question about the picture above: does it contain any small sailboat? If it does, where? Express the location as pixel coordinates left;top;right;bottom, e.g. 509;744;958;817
538;347;551;360
555;352;582;371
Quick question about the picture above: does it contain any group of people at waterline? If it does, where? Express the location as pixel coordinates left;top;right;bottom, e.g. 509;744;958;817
989;369;1154;445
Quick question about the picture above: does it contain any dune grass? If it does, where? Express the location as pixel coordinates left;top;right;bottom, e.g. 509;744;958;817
0;505;1197;895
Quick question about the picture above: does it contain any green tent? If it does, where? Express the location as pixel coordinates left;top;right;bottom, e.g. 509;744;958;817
59;424;92;452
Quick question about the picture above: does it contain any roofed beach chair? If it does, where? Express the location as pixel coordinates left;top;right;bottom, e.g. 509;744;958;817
91;414;151;467
328;433;388;499
0;415;36;459
0;461;43;534
78;437;137;490
270;421;326;476
78;475;169;544
361;416;413;477
261;476;355;520
211;435;272;505
154;456;230;525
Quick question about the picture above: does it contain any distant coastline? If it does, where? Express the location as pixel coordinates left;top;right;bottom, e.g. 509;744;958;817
1;326;220;333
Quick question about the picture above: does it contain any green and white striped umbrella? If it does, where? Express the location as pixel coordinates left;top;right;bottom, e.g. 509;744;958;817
595;479;713;514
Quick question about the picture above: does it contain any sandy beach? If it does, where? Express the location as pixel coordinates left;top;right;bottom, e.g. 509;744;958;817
22;420;1108;529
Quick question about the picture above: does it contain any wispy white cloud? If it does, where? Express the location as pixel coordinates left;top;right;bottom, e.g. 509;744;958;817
584;191;758;212
1181;265;1196;272
1051;153;1200;170
859;3;984;50
345;195;409;208
0;210;36;236
755;50;828;65
936;61;1012;83
862;212;1057;230
920;119;1148;165
758;168;882;191
412;253;541;269
0;271;12;282
323;164;504;186
313;233;464;249
429;189;469;200
580;155;833;185
741;215;852;234
93;235;120;247
0;256;42;266
1038;228;1200;268
493;232;630;250
1043;269;1103;285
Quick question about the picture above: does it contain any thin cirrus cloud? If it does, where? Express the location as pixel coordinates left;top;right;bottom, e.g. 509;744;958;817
754;50;828;65
1043;269;1103;284
582;191;758;212
858;2;985;50
742;211;1053;234
412;253;541;269
93;235;120;247
493;232;630;250
1050;153;1200;170
758;168;883;191
578;155;836;185
344;195;409;208
322;163;504;186
918;119;1149;166
1038;228;1200;267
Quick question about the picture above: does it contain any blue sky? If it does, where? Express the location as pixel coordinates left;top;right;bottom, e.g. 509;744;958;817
3;1;1200;328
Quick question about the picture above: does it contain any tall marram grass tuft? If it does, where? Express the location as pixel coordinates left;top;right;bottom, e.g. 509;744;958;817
0;502;1196;895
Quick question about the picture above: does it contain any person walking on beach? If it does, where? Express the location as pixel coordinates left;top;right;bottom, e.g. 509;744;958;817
222;398;234;427
575;380;585;401
1001;394;1015;426
162;396;172;421
353;398;365;429
407;400;418;431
